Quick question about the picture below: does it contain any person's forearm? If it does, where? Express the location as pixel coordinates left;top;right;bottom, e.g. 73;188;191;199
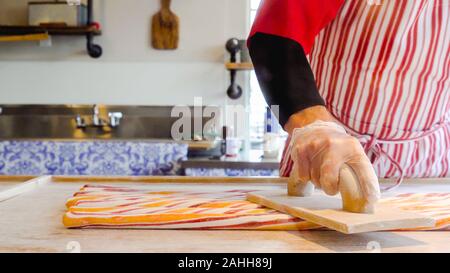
284;106;335;134
248;33;336;133
248;33;326;127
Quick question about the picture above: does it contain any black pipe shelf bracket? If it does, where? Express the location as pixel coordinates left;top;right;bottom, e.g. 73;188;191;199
225;38;254;100
225;38;242;99
86;0;102;58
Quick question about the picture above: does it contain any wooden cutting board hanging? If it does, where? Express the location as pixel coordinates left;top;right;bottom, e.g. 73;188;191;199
151;0;179;50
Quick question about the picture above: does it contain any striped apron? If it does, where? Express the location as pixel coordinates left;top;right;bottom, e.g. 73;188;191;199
281;0;450;180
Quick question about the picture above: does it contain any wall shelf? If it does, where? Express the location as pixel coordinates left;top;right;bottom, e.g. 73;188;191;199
0;0;103;58
225;62;254;71
0;25;101;36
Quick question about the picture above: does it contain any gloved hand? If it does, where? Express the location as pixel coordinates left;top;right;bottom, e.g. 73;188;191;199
287;120;380;203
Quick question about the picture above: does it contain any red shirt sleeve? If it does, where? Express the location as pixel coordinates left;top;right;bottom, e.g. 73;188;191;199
248;0;345;54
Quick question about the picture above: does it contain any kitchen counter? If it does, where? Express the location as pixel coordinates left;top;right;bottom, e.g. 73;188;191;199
0;175;449;253
0;176;32;192
182;149;280;176
182;150;280;170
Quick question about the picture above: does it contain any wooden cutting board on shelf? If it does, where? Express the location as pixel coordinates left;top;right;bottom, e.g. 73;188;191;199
0;33;49;42
151;0;179;50
247;190;435;234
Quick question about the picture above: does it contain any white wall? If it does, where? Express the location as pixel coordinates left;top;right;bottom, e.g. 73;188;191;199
0;0;250;106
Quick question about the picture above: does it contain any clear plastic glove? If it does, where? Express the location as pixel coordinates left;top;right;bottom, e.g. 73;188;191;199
288;121;380;203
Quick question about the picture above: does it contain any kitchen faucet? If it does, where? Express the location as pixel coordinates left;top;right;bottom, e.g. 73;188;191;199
75;104;123;129
92;104;104;127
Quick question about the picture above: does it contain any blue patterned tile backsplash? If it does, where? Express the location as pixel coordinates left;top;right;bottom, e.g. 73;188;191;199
0;141;188;176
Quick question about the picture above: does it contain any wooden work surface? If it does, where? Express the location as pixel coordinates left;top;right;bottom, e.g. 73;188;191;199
0;176;34;191
0;176;450;253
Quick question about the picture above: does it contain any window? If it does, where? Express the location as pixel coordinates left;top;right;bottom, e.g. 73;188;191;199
248;0;285;149
250;0;261;22
248;0;266;148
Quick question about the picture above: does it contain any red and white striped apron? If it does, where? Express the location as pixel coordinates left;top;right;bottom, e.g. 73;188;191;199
281;0;450;179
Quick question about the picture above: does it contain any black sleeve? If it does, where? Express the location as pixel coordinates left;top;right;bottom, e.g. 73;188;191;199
248;32;325;127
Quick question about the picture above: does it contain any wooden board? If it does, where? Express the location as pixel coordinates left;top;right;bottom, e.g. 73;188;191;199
184;140;219;150
151;0;179;50
0;176;36;195
0;33;49;42
0;176;51;203
247;190;435;234
225;62;254;71
0;25;101;36
51;175;286;184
